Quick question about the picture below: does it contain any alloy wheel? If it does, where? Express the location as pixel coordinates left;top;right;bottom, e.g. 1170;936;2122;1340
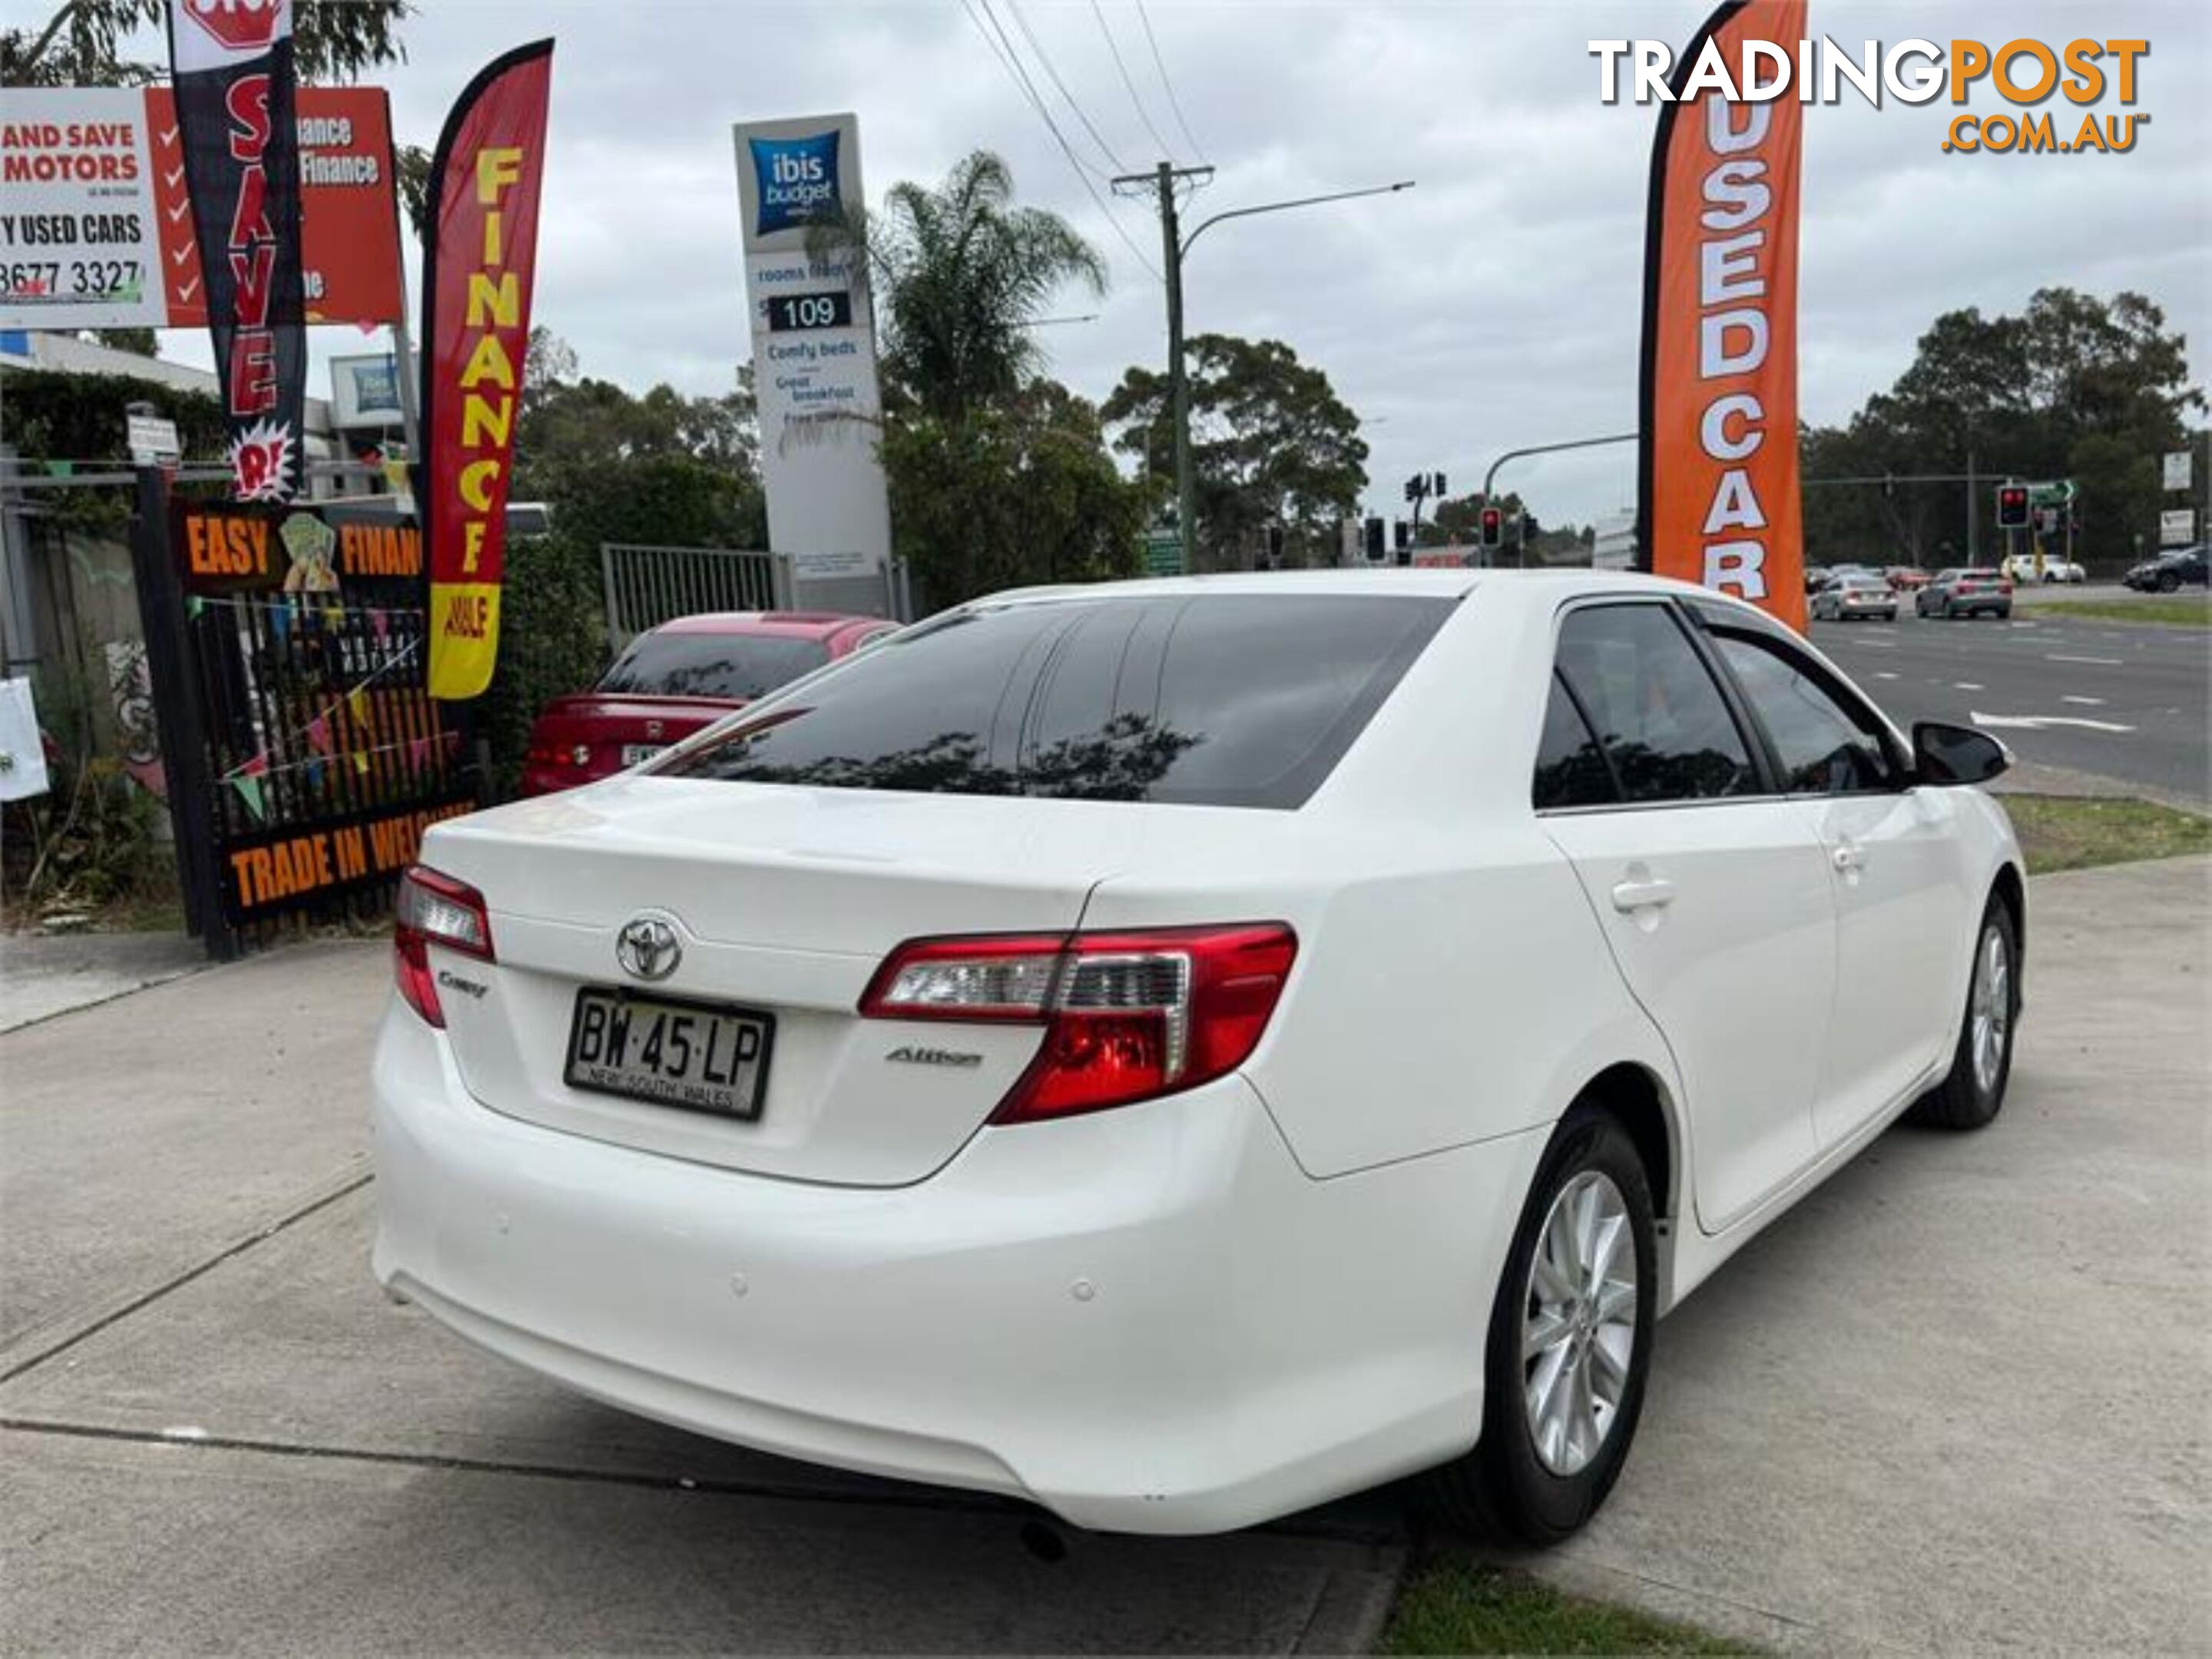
1522;1170;1637;1477
1969;923;2012;1095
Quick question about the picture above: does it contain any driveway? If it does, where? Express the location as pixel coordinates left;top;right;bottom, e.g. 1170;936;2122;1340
4;859;2207;1654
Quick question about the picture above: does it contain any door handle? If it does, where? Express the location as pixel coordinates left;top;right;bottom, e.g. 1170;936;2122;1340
1611;876;1677;913
1831;843;1865;874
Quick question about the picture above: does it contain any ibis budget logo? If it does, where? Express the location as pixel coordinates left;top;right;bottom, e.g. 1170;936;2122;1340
750;131;841;237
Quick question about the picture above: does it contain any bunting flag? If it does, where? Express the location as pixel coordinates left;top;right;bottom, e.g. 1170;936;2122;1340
231;773;266;820
369;609;390;641
186;596;206;620
408;736;432;773
348;687;370;727
305;714;333;755
166;0;306;503
420;40;555;700
304;757;326;790
238;751;270;778
267;603;293;644
353;752;372;776
1637;0;1808;629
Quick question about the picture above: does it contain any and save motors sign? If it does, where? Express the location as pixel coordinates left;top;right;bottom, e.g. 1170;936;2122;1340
0;86;403;330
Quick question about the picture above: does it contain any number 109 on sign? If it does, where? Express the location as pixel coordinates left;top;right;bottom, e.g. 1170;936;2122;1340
764;290;853;333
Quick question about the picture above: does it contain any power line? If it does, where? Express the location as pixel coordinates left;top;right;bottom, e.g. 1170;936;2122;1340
1091;0;1174;161
959;0;1162;280
1005;0;1129;176
1133;0;1208;165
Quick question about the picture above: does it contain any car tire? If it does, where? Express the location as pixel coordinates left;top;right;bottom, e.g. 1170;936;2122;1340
2158;572;2181;593
1911;896;2019;1132
1419;1105;1657;1545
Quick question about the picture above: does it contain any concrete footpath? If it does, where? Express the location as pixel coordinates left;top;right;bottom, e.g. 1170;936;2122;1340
2;860;2207;1654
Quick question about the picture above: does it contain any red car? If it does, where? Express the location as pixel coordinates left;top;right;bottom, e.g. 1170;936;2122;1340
521;611;896;796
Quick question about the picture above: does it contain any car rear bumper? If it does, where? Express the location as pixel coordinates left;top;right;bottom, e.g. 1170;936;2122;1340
371;1000;1542;1534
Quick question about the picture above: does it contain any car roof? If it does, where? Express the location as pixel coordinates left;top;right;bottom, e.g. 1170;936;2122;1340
650;611;885;639
977;568;1751;611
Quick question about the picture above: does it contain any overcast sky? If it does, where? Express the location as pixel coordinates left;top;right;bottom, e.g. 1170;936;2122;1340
148;0;2210;527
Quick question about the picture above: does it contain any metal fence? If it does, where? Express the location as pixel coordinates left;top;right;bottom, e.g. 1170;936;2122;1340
599;543;791;649
600;543;916;648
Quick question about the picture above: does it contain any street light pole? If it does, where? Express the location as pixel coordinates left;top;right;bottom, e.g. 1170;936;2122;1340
1115;168;1415;570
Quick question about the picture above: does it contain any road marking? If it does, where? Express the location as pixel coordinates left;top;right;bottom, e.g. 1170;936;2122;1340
1953;682;1984;690
2061;695;2106;706
2046;654;2124;666
1873;671;1899;680
1971;710;2136;733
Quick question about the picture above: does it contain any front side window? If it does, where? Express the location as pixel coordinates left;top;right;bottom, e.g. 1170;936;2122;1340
1553;605;1757;803
661;594;1452;810
1710;632;1897;796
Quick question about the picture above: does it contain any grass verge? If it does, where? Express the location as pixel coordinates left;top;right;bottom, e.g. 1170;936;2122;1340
2000;794;2212;874
2034;594;2210;627
1382;1558;1751;1656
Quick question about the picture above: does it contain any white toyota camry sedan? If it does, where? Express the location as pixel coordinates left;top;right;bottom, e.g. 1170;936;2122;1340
373;570;2025;1542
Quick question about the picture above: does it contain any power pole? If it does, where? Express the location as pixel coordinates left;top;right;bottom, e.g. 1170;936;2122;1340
1112;162;1215;568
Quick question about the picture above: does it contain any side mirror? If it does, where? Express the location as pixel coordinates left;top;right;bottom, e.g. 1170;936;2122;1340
1913;720;2010;786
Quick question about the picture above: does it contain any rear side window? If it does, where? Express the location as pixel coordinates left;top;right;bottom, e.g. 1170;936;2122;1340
661;594;1451;809
1554;605;1757;803
600;631;831;700
1532;672;1617;810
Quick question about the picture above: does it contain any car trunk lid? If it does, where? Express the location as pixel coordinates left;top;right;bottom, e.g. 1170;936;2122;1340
415;780;1201;1186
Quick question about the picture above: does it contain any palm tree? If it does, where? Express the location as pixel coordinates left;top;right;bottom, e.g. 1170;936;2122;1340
813;151;1107;424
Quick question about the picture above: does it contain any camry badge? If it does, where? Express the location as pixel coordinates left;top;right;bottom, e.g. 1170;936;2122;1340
615;917;680;982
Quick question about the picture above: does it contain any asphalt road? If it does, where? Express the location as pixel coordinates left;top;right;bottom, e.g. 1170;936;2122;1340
1810;598;2210;801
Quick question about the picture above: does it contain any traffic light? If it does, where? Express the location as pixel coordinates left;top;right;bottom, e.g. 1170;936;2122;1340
1393;519;1410;551
1363;516;1385;561
1265;524;1285;567
1995;483;2030;530
1432;472;1447;498
1479;505;1504;549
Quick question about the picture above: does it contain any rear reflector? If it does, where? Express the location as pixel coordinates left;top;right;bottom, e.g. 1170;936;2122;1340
861;924;1297;1123
393;865;494;1027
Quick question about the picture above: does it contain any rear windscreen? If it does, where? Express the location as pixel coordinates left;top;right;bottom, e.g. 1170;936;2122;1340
659;593;1452;809
598;631;832;701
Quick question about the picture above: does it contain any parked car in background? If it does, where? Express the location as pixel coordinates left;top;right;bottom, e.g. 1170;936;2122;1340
1883;566;1932;592
1803;564;1831;595
379;571;2026;1545
1811;574;1899;621
1916;568;2014;619
521;612;896;796
2122;545;2208;593
2039;557;2086;584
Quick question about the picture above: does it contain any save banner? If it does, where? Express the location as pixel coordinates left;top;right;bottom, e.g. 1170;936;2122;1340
0;87;402;332
1637;0;1809;631
167;0;307;503
419;40;553;703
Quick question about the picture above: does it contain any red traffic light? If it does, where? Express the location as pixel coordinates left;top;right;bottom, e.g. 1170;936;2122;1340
1995;485;2030;530
1479;506;1504;547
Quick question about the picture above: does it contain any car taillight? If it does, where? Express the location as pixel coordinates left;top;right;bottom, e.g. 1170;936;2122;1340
859;923;1297;1123
393;865;494;1028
